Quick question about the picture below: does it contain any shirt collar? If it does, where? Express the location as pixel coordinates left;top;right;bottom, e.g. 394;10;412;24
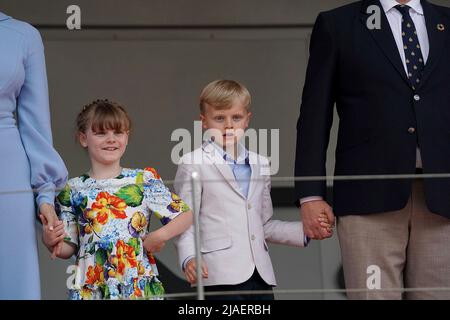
379;0;424;15
208;140;249;165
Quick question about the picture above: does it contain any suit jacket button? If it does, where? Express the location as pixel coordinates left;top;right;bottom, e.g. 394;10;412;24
251;235;256;241
414;94;421;101
248;204;252;210
408;127;416;134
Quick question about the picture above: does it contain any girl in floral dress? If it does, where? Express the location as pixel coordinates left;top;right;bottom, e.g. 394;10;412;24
40;99;193;299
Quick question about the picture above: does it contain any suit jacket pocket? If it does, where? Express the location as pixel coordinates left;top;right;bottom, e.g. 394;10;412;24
201;236;232;254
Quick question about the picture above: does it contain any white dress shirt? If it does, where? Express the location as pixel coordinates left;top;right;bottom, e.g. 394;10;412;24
300;0;429;206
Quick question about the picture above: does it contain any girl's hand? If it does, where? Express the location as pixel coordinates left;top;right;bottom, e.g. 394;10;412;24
39;204;64;258
142;230;167;253
39;214;65;259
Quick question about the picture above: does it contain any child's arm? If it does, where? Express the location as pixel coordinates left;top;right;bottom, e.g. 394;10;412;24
55;243;77;259
172;162;201;272
168;162;208;284
41;183;79;259
261;169;333;247
40;214;77;259
142;210;193;253
142;167;194;253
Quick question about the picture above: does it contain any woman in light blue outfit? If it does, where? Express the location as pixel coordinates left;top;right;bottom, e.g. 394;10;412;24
0;12;67;299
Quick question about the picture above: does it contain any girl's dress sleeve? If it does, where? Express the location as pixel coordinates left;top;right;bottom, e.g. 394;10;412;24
55;184;79;248
17;25;68;207
143;167;190;225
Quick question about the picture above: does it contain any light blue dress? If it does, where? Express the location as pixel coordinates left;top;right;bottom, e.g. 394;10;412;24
0;12;68;299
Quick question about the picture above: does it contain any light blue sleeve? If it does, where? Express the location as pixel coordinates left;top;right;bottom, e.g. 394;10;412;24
16;25;68;207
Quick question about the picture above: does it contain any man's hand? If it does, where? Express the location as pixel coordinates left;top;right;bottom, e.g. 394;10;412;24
300;200;335;240
184;258;208;285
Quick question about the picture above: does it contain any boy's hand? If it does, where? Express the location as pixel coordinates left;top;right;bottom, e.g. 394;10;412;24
39;214;65;259
318;212;333;235
184;258;208;284
142;230;167;253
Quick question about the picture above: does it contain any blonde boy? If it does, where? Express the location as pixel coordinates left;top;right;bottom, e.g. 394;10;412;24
174;80;330;300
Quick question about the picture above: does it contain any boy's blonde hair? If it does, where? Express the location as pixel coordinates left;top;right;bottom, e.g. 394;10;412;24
199;80;251;114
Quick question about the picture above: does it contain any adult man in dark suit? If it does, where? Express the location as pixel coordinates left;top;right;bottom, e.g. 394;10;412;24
295;0;450;299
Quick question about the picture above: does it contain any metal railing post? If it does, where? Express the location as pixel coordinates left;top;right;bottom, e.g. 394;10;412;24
190;171;204;300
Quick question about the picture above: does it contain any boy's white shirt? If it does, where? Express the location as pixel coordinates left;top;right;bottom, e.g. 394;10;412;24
173;141;305;287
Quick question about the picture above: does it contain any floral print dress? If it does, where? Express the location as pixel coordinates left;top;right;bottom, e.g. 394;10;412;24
56;167;190;300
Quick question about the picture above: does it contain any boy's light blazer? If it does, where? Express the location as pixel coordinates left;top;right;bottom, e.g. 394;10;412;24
174;142;305;286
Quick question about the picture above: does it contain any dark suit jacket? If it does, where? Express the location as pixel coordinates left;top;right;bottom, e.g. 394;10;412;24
294;0;450;217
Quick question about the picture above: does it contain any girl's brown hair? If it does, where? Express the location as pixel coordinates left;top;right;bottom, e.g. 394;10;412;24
76;99;131;135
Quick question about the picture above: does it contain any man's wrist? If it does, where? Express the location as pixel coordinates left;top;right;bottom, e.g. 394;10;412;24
300;196;324;206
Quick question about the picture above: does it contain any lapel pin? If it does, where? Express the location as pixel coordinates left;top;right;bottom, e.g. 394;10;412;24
437;24;445;31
